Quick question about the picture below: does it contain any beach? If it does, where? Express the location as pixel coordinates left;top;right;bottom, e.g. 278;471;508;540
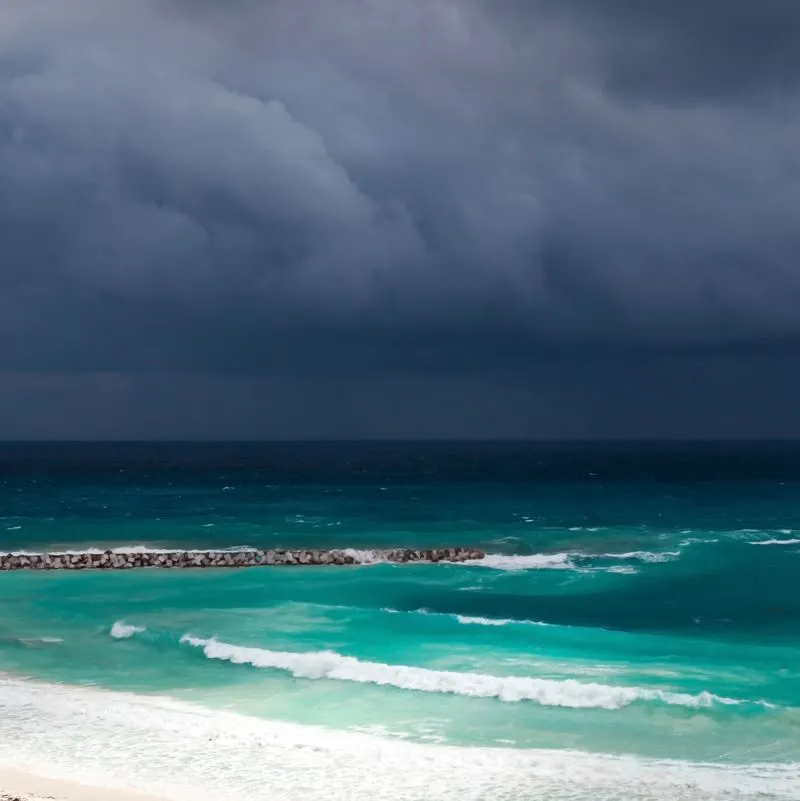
1;768;166;801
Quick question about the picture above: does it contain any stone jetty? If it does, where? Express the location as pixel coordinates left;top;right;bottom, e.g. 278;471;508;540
0;547;485;571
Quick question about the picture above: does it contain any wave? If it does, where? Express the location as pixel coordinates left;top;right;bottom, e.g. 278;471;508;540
178;635;763;711
752;539;800;546
382;607;550;628
466;549;680;571
599;550;681;563
456;615;511;626
337;548;384;563
1;677;796;801
465;553;575;570
15;637;63;647
454;615;549;628
110;621;146;639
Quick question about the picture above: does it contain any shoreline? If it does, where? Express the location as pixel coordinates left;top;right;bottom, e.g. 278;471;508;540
0;768;168;801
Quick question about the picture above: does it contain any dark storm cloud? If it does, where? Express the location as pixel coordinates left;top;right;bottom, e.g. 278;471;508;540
525;0;800;99
1;0;800;386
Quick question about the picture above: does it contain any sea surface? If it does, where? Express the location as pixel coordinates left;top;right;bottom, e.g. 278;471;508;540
0;442;798;800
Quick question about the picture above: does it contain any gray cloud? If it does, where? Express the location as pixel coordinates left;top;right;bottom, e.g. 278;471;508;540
529;0;800;100
1;0;799;435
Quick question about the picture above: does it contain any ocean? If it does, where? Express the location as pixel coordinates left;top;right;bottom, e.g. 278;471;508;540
0;441;798;800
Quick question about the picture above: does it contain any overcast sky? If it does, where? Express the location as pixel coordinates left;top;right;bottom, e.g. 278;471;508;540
1;0;800;439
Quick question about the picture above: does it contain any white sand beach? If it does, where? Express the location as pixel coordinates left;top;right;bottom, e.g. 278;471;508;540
0;768;168;801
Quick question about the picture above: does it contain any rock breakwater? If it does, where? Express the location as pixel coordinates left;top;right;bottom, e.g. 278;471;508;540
0;547;485;570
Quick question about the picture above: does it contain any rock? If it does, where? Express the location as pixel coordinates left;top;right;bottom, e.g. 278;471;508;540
0;545;486;571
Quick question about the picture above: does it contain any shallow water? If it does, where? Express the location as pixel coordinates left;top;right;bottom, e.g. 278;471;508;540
0;442;798;800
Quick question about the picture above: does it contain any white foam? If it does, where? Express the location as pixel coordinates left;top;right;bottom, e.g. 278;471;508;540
384;608;549;628
110;621;146;640
607;566;639;575
6;544;258;557
455;615;549;628
180;636;756;711
0;676;795;801
600;551;681;563
456;615;510;626
752;539;800;546
465;549;684;571
466;553;575;570
337;548;385;564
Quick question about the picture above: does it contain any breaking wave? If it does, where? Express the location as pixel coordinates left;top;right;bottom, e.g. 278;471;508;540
454;615;549;628
110;621;146;639
752;539;800;546
466;553;575;570
1;676;796;801
467;549;681;571
600;551;681;563
381;607;550;628
336;548;384;563
178;635;765;711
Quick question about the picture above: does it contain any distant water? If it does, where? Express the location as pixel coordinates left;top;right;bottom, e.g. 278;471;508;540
0;442;798;800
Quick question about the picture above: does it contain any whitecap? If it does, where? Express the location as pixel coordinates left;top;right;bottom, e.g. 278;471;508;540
599;551;681;563
336;548;385;564
465;553;575;570
455;615;549;628
466;548;686;571
455;615;510;626
110;621;146;640
752;539;800;546
383;608;549;628
180;636;761;711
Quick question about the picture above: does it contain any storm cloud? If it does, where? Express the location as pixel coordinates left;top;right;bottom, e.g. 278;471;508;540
1;0;800;436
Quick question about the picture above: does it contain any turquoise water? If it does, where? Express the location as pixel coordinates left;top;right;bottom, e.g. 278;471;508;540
0;443;799;800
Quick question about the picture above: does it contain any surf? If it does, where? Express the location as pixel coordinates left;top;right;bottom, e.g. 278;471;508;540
174;634;769;712
0;675;796;801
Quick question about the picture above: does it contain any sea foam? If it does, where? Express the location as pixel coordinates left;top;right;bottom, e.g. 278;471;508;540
110;621;146;639
7;544;258;557
466;550;681;571
456;615;513;627
455;615;549;628
466;553;575;570
752;539;800;546
599;551;681;563
383;608;550;627
0;676;796;801
179;636;756;711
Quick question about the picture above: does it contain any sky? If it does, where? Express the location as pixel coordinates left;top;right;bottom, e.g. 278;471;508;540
1;0;800;439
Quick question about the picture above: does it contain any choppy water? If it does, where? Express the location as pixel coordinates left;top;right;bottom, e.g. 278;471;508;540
0;442;798;800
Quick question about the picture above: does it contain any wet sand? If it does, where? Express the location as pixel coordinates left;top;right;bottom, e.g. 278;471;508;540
0;768;169;801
